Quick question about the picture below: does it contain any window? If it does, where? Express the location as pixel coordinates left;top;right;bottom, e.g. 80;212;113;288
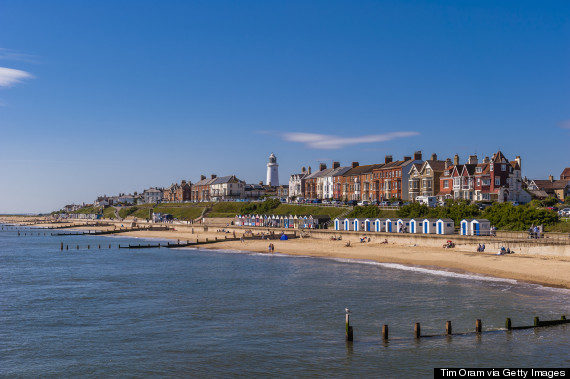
426;168;431;175
477;178;480;185
495;178;501;186
443;180;449;189
476;167;482;173
502;164;506;171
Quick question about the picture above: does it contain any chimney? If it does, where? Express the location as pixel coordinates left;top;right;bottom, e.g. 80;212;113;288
352;162;359;168
454;154;459;166
211;174;217;179
404;156;411;161
333;161;340;169
319;163;327;171
200;175;206;180
259;181;263;185
308;166;312;174
302;166;306;173
467;155;478;164
414;151;422;160
431;153;437;161
445;158;452;169
483;156;489;164
515;156;521;169
181;180;186;184
549;175;554;182
384;155;392;164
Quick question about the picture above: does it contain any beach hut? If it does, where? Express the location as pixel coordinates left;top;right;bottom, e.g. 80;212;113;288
409;219;420;234
471;219;491;236
364;219;372;232
374;218;387;232
334;218;341;231
422;219;437;234
460;219;473;236
436;219;455;235
344;218;351;231
293;215;300;229
396;218;411;233
385;218;394;233
283;216;290;228
353;218;361;232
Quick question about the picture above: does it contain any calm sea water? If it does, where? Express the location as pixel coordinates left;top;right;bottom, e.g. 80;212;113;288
1;225;569;378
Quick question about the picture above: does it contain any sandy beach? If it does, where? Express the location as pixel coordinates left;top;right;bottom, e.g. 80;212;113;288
3;217;570;289
117;227;570;290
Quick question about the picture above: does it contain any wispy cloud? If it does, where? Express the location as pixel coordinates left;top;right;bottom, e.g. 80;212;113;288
0;67;33;88
0;48;39;64
282;131;420;149
558;120;570;129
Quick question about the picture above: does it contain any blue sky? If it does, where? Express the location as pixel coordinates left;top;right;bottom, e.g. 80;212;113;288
1;0;568;213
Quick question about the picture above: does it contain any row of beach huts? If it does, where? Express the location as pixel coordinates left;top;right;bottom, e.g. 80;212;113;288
234;214;492;236
333;217;491;236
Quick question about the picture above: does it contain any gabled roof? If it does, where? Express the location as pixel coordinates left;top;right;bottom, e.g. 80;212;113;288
211;175;241;185
331;166;352;176
343;163;385;176
491;150;509;164
194;177;216;186
561;168;570;179
461;164;477;176
423;160;447;172
532;180;570;190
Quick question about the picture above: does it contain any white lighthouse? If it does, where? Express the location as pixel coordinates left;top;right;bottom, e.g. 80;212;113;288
266;153;279;187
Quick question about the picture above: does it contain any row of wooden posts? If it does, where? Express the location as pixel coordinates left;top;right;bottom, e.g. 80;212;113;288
345;314;568;341
60;242;112;250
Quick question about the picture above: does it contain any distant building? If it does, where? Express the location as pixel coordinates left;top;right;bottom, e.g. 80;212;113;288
210;176;245;200
528;176;570;202
163;180;192;202
266;153;279;187
289;167;309;200
143;188;164;204
192;175;217;202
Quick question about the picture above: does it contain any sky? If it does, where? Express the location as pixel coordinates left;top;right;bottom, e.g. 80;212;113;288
1;0;568;213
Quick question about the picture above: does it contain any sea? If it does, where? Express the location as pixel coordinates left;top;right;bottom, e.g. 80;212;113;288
1;224;569;378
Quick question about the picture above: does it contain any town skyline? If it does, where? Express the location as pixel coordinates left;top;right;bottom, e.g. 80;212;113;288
1;1;568;213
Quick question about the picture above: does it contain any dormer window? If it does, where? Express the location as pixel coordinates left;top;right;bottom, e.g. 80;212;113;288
476;167;482;173
501;164;506;171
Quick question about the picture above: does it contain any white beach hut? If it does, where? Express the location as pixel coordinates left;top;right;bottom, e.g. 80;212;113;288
334;218;341;231
396;218;411;233
409;219;421;234
422;219;437;234
436;218;455;235
385;218;394;233
374;218;387;232
460;219;473;236
364;219;372;232
344;218;351;231
471;219;491;236
353;218;361;232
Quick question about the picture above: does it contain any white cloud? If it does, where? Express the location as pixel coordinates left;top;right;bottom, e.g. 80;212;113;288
0;67;33;87
559;120;570;129
282;131;420;149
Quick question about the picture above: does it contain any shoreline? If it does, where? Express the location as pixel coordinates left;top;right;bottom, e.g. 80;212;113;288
3;218;570;290
116;228;570;290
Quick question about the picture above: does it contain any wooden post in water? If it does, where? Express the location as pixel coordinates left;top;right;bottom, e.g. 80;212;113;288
345;313;353;342
88;245;90;249
76;245;79;250
414;323;421;338
475;319;482;333
506;318;512;330
562;315;567;321
61;242;64;251
215;237;218;241
66;245;68;250
382;324;388;340
109;244;111;249
534;317;540;327
98;244;101;249
446;321;452;335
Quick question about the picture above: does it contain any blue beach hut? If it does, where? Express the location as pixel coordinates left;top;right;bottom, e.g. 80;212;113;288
385;218;394;233
423;219;437;234
353;218;360;232
409;219;420;234
437;219;455;235
364;219;372;232
334;218;341;231
460;219;473;236
471;219;490;236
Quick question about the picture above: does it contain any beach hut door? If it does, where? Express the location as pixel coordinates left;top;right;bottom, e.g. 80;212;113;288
474;222;479;236
438;222;442;234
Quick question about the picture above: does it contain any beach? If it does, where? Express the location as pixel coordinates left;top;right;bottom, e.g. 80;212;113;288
3;217;570;289
122;228;570;289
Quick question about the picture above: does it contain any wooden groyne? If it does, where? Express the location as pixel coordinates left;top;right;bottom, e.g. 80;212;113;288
345;315;569;343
